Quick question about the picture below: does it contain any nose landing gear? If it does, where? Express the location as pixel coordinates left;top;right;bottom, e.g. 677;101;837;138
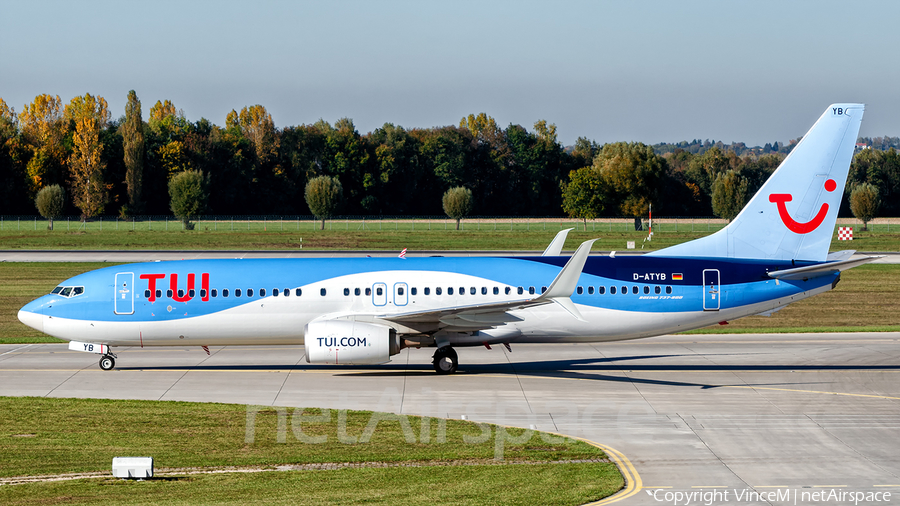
99;352;117;371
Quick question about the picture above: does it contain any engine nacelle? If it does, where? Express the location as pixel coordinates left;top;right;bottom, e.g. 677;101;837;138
304;320;400;365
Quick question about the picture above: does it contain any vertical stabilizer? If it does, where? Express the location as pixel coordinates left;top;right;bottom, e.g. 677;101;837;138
649;104;864;262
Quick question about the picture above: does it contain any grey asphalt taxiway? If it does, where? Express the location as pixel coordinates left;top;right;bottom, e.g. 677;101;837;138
2;333;899;505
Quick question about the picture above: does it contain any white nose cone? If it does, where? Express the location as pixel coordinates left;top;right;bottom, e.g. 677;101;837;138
17;310;43;333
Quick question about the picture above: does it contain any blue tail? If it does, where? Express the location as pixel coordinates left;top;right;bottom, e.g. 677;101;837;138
650;104;864;262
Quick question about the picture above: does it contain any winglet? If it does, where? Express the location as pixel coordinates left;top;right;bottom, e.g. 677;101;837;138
534;239;596;320
542;228;574;256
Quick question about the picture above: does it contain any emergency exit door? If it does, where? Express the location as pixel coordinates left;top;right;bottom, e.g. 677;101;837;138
114;272;134;315
702;269;720;311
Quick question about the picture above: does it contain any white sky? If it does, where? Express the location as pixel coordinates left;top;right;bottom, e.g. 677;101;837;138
2;0;898;146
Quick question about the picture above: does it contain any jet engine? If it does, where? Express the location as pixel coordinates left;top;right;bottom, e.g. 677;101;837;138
304;320;400;365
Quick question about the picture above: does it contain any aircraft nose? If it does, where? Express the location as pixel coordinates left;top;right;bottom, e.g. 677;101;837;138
18;299;45;333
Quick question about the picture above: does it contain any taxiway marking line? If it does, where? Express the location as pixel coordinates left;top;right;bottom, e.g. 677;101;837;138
725;385;900;401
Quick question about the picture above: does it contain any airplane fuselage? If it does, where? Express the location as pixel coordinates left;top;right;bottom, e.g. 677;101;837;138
20;255;836;348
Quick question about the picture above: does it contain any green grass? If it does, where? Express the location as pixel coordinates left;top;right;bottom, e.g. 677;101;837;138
0;397;623;505
2;263;899;344
0;218;897;251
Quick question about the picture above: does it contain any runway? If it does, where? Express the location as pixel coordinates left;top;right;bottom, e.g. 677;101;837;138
2;332;899;505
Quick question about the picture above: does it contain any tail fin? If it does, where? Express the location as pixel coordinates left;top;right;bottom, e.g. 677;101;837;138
650;103;864;262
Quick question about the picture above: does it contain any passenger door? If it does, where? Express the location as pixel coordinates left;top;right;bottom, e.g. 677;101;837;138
114;272;135;315
702;269;720;311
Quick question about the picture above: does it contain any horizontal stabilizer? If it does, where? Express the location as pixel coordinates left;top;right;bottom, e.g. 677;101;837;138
767;255;882;280
827;250;855;261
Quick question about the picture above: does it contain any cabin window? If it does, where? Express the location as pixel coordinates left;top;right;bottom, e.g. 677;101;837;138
284;289;290;296
424;287;430;295
398;287;405;296
355;288;361;296
529;286;535;295
460;287;465;295
632;286;638;295
541;286;547;294
144;289;151;298
260;288;266;297
235;289;242;297
320;288;326;296
518;287;524;295
655;286;661;294
273;289;279;297
247;288;254;297
504;287;510;295
156;289;162;299
178;289;184;298
447;287;454;295
666;286;672;294
295;288;302;296
365;288;371;296
481;287;487;295
212;289;218;297
643;286;649;294
436;287;442;295
411;287;417;296
577;286;583;295
223;289;230;297
200;289;207;298
189;289;195;298
598;286;605;295
376;287;382;296
344;288;350;296
621;286;627;294
493;287;499;295
471;287;477;295
588;286;594;295
610;286;616;295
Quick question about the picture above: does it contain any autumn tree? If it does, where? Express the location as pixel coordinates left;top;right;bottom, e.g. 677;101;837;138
69;117;108;218
850;183;880;231
442;186;473;230
168;169;208;229
561;167;604;227
18;94;67;193
64;93;109;127
121;90;144;214
35;184;65;229
305;175;343;230
710;169;749;221
226;105;276;162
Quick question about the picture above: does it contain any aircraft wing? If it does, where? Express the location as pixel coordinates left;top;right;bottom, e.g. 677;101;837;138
767;255;882;280
379;239;597;333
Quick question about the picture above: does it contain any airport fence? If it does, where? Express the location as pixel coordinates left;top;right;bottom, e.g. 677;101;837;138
0;215;897;234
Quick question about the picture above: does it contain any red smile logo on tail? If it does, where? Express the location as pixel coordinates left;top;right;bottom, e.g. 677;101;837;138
768;179;837;234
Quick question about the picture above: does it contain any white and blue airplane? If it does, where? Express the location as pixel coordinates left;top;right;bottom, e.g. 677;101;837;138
19;104;876;374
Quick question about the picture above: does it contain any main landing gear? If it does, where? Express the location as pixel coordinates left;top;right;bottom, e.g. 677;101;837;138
432;346;458;374
99;352;117;371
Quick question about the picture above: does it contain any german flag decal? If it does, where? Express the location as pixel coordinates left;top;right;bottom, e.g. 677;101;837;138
672;273;683;281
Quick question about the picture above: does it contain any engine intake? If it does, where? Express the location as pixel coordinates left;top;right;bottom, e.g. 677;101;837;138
304;320;400;365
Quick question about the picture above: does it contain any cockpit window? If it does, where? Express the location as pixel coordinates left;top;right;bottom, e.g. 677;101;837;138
53;286;85;298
